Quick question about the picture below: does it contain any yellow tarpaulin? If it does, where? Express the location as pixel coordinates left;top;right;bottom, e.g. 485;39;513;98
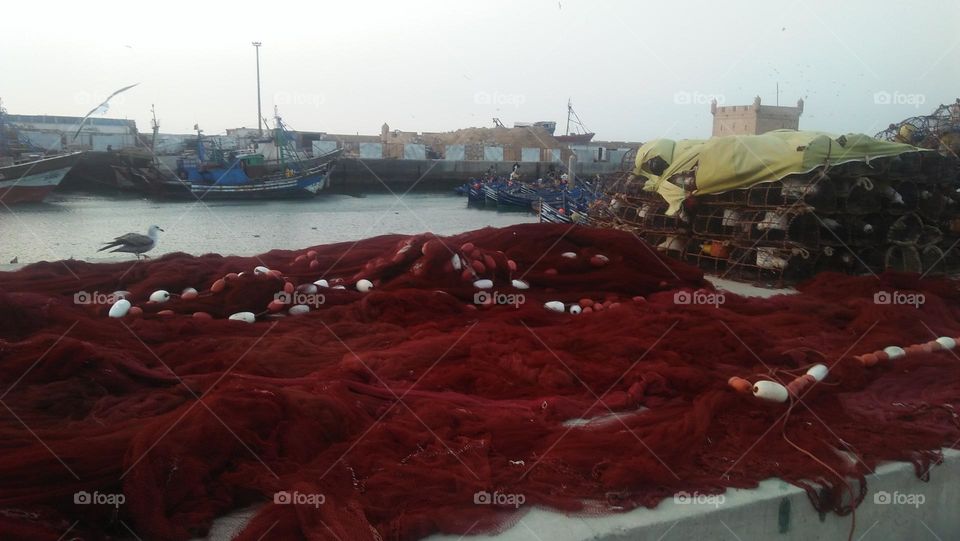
633;130;923;214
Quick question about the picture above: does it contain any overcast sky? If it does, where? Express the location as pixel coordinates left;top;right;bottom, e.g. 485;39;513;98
2;0;958;142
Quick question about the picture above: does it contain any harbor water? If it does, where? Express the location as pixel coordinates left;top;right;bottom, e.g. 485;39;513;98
0;193;537;267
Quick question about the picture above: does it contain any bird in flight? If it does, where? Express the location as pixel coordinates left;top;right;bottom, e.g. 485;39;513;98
98;225;163;259
72;83;140;140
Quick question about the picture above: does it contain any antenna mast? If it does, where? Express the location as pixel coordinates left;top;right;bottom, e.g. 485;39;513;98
150;104;159;153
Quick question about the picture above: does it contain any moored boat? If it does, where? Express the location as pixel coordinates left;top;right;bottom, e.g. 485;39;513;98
170;117;341;200
0;152;82;205
482;184;499;205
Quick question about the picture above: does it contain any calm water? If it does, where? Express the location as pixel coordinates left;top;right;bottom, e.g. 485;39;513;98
1;193;537;266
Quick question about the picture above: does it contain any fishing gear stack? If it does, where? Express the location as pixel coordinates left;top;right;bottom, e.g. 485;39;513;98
590;132;960;284
875;98;960;154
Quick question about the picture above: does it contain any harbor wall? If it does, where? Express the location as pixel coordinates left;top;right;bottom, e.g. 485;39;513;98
153;155;628;193
327;158;626;192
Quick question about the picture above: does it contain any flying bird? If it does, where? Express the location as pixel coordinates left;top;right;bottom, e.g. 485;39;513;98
98;225;163;259
72;83;140;140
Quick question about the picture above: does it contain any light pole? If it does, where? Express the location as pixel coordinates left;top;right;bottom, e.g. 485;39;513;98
252;41;262;136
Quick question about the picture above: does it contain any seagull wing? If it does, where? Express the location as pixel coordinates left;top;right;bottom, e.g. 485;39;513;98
73;104;105;139
103;83;140;103
72;83;140;140
98;232;153;251
114;232;153;247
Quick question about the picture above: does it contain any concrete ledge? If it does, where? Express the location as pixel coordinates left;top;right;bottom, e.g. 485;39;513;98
196;450;958;540
426;449;959;541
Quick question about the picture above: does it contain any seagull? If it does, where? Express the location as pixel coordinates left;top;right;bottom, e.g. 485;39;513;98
98;225;163;259
72;83;140;140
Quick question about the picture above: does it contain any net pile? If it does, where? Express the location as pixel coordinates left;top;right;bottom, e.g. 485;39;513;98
591;149;960;285
0;223;958;541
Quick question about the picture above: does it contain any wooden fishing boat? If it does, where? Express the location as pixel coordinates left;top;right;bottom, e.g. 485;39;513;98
0;152;82;204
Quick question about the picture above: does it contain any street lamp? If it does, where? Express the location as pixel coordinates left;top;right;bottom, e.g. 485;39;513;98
252;41;262;136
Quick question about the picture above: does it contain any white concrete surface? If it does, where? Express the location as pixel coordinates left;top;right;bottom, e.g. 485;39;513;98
425;450;960;541
706;275;797;298
193;450;958;541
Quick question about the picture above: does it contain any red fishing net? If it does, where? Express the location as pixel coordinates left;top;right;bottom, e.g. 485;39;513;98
0;223;958;540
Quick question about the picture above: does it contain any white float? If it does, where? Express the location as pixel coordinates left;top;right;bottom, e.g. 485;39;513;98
149;290;170;303
883;346;906;360
569;304;582;315
228;312;256;323
936;337;956;350
806;364;829;382
108;299;131;318
544;301;565;313
473;279;494;289
753;380;789;403
511;279;529;290
356;279;374;293
288;305;310;316
561;252;577;259
254;266;270;275
313;279;329;288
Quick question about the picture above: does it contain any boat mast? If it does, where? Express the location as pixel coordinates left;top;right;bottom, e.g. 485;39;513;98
564;100;590;136
252;41;263;137
274;106;284;171
150;104;159;154
0;97;5;157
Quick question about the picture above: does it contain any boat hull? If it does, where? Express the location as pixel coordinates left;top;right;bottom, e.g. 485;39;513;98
0;153;81;204
496;189;539;212
555;133;595;144
467;187;485;205
59;150;156;193
482;184;499;205
179;170;332;200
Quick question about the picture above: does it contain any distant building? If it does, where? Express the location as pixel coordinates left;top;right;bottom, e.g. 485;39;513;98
4;114;139;151
711;96;803;136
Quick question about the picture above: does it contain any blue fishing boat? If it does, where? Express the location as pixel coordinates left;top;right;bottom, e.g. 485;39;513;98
467;183;485;205
482;184;499;205
172;116;340;200
538;198;590;224
538;200;571;223
453;182;471;196
496;187;539;211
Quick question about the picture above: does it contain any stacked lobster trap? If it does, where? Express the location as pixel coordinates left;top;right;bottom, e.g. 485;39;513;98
590;151;960;285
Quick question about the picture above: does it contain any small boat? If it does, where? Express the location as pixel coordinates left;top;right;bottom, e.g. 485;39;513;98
539;200;571;223
496;187;539;211
0;152;82;204
538;191;592;224
482;184;499;205
467;184;485;205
